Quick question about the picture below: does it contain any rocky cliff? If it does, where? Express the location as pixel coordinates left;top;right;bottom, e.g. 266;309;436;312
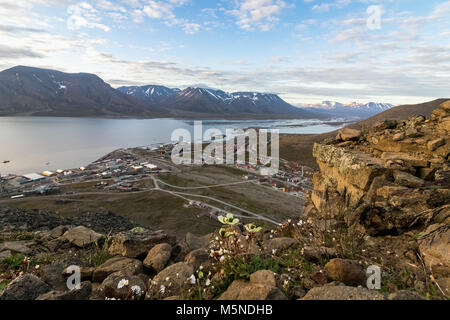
306;100;449;295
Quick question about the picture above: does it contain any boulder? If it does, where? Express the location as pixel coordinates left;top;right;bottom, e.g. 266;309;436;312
392;132;405;141
61;226;102;248
427;138;445;152
308;270;328;285
109;229;176;259
50;225;71;238
0;274;50;300
143;243;172;273
249;270;277;287
324;259;366;286
218;279;287;300
440;100;450;112
393;171;425;188
375;120;398;130
337;128;361;141
303;246;337;262
302;285;384;300
184;249;210;271
62;266;95;282
265;237;300;254
418;224;450;275
387;290;425;300
92;256;143;283
152;262;193;285
36;281;92;300
0;241;32;254
38;258;87;291
97;270;146;300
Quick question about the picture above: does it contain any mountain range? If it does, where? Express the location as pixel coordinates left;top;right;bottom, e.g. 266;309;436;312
0;66;393;119
298;101;394;118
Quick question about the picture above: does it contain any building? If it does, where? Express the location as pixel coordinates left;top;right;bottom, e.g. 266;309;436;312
42;171;54;177
145;164;158;171
22;173;46;184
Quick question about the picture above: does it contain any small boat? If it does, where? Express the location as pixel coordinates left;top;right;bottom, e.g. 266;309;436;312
2;160;10;164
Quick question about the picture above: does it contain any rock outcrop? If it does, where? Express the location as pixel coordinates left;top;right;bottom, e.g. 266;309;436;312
311;101;449;236
307;101;450;297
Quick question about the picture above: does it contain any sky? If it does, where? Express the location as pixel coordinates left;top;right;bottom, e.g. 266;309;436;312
0;0;449;106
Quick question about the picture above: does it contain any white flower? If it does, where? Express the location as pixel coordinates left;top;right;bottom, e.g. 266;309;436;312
117;279;129;289
288;219;292;223
176;273;180;278
35;265;40;270
272;249;277;255
165;277;170;282
131;285;142;295
219;256;226;262
205;279;211;286
199;266;203;270
189;274;196;284
160;285;166;294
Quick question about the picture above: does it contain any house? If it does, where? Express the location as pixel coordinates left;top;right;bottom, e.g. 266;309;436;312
22;173;46;184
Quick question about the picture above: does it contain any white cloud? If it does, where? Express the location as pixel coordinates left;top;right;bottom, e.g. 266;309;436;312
228;0;289;31
67;2;111;32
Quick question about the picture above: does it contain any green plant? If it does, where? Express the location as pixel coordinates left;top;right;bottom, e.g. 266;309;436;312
2;254;26;270
0;279;10;291
222;255;280;281
1;254;38;272
84;234;113;267
411;232;424;241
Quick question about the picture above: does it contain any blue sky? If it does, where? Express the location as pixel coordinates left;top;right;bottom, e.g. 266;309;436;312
0;0;449;105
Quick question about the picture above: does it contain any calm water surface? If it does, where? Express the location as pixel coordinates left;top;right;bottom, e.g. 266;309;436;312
0;117;345;175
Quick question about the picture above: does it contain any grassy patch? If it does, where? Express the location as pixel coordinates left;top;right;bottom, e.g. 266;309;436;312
0;232;35;243
1;254;38;273
85;250;114;268
0;279;10;291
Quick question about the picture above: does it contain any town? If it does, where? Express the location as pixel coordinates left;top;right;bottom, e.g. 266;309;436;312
0;142;313;233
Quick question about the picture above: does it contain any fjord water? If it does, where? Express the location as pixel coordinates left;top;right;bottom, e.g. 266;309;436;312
0;117;345;175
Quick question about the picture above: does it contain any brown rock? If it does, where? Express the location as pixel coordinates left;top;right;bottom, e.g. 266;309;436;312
303;246;337;262
143;243;172;273
62;226;102;248
387;290;425;300
418;224;450;275
36;281;92;300
302;285;384;300
337;128;361;141
109;229;176;259
440;100;450;112
392;132;405;141
250;270;277;287
393;171;425;188
0;274;51;300
309;270;328;285
184;249;210;271
97;270;146;300
381;152;429;167
92;256;143;283
324;259;366;286
62;266;95;282
427;138;445;151
153;262;193;283
265;237;300;254
218;280;287;300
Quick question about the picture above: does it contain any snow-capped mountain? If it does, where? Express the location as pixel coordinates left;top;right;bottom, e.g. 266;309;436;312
299;101;394;118
158;87;319;117
117;85;180;104
0;66;157;117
